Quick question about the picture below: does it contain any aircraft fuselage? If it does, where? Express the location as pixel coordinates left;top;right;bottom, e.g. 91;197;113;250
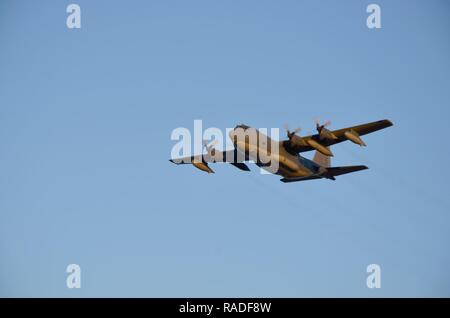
229;126;321;179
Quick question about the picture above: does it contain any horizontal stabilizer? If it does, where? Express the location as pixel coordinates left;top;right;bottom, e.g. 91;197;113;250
280;165;368;183
326;165;368;177
280;175;323;183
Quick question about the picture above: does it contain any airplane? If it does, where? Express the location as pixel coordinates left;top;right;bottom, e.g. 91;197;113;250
169;119;393;183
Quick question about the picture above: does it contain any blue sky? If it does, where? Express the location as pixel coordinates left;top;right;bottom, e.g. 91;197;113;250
0;0;449;297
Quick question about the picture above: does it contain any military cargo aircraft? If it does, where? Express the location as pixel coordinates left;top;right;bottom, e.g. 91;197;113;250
170;119;393;183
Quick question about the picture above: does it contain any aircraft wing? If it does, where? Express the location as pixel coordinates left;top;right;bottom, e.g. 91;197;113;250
285;119;393;153
170;149;248;164
169;149;251;172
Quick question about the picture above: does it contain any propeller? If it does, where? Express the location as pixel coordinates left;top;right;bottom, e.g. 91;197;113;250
203;139;218;156
315;118;331;133
283;123;301;140
314;118;337;140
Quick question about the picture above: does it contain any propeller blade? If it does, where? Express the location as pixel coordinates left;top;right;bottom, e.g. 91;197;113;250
315;118;332;132
203;139;217;146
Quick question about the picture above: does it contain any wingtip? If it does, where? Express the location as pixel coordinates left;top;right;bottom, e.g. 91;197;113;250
384;119;394;126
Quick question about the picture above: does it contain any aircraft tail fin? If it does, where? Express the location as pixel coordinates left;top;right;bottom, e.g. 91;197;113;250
313;148;331;167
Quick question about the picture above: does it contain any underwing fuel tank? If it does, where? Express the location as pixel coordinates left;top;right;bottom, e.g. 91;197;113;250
306;139;334;157
193;162;215;173
344;130;367;147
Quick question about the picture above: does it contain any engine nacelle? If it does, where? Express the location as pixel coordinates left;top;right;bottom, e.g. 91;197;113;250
306;139;333;157
193;162;215;173
344;130;366;147
319;128;338;140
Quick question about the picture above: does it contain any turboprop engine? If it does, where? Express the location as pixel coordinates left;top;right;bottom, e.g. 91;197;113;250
344;129;366;146
306;139;333;157
315;119;338;141
191;140;219;173
283;123;333;157
192;162;214;173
